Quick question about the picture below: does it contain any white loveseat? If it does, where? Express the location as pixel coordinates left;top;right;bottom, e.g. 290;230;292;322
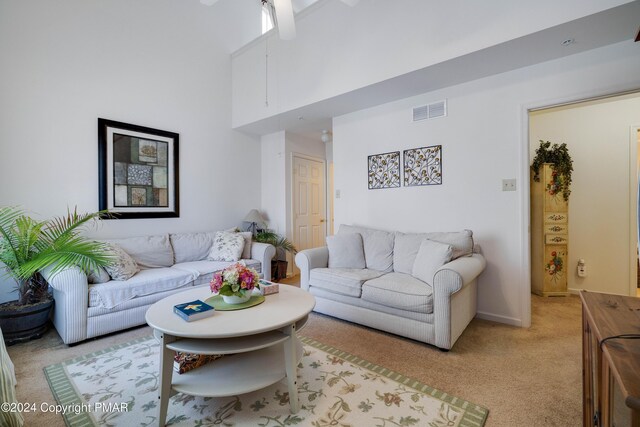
295;225;486;350
42;231;275;345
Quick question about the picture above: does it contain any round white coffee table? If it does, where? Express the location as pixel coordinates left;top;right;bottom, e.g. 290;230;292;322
145;284;315;426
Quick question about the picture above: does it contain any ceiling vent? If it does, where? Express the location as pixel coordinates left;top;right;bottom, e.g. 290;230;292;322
413;100;447;122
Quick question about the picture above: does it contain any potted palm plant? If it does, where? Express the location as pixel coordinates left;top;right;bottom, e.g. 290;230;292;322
254;229;298;281
0;207;112;345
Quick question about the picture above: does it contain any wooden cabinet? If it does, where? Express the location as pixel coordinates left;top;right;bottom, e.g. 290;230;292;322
531;163;570;296
581;291;640;427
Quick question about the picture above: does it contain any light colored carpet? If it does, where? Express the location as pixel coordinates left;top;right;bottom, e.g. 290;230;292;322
7;279;582;426
44;335;487;426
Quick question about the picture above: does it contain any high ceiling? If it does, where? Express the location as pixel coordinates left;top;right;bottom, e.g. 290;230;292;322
199;0;321;53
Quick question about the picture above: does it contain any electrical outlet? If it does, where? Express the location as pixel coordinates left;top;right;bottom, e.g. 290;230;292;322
335;189;341;199
502;179;516;191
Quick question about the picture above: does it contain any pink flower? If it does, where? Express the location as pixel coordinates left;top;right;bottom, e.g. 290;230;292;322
210;263;260;296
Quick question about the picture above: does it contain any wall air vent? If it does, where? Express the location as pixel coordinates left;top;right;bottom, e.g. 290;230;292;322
412;105;429;121
413;100;447;122
428;100;447;118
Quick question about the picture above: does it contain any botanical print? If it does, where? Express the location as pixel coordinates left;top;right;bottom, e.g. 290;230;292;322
45;336;488;427
109;131;170;208
138;140;158;163
130;187;147;206
368;152;401;189
403;145;442;186
99;118;179;218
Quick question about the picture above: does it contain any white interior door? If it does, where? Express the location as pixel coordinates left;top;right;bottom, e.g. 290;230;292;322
293;155;327;254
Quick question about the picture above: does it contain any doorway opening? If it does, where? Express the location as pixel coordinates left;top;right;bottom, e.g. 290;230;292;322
528;92;640;301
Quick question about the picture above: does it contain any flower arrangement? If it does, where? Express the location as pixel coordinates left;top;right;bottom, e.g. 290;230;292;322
210;263;260;297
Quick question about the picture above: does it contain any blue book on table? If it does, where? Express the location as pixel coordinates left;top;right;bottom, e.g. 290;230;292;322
173;300;215;322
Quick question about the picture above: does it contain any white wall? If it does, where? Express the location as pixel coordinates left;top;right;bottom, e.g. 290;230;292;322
0;0;261;301
260;131;287;234
232;0;630;128
530;94;640;296
332;41;640;326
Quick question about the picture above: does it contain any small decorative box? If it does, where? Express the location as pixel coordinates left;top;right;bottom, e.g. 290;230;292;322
258;279;279;295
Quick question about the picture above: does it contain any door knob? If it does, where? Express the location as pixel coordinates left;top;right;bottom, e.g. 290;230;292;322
320;219;326;223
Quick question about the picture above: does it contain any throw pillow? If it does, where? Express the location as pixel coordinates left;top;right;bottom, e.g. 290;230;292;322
327;233;366;269
412;239;453;286
103;243;139;281
87;267;111;284
338;225;394;272
426;229;474;259
208;232;245;262
226;230;252;259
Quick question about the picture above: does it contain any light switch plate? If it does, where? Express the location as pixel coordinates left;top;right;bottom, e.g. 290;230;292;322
502;179;516;191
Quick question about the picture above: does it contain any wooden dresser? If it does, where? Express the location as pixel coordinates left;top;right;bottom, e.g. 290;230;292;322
531;163;569;296
580;291;640;426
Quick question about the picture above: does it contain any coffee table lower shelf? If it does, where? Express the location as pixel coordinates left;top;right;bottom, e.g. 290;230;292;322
170;340;304;397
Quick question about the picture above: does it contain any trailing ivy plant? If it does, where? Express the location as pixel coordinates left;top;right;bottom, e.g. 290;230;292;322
531;140;573;201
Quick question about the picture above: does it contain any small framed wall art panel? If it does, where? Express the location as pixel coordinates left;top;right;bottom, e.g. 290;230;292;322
98;118;179;219
368;151;401;190
403;145;442;187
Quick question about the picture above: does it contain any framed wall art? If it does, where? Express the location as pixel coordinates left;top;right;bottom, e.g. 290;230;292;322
403;145;442;187
98;118;179;219
368;151;400;190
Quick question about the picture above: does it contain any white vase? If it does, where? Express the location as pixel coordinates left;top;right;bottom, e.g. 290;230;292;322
221;293;251;304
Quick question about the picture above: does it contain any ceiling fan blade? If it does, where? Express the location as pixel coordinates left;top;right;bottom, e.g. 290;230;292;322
273;0;296;40
339;0;360;6
200;0;219;5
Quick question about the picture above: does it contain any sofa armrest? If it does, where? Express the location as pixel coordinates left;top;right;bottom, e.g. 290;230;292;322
41;266;89;345
295;246;329;291
433;253;486;295
251;242;276;280
432;254;486;349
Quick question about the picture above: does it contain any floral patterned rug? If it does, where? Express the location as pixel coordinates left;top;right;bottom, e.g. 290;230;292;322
44;335;488;426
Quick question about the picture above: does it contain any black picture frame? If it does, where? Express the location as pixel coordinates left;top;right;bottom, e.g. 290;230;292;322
403;145;442;187
367;151;401;190
98;118;179;219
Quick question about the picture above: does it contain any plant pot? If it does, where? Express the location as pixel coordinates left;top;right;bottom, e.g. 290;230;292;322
271;260;288;282
221;293;252;305
0;298;54;346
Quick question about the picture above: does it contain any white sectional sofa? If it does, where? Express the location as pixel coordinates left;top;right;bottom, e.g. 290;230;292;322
42;231;275;344
295;225;486;350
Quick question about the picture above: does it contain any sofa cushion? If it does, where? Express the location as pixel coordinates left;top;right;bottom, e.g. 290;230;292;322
87;266;111;284
310;268;384;297
393;232;429;274
235;231;253;259
88;267;196;309
105;234;174;268
327;233;366;269
103;243;139;281
393;230;474;273
172;259;262;286
412;239;453;285
338;225;394;272
361;272;433;313
426;230;474;260
208;232;245;262
170;232;215;263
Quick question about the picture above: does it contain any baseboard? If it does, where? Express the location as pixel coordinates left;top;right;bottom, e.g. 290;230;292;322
476;311;522;327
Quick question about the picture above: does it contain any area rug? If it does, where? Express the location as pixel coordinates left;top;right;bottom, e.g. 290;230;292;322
44;335;488;427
